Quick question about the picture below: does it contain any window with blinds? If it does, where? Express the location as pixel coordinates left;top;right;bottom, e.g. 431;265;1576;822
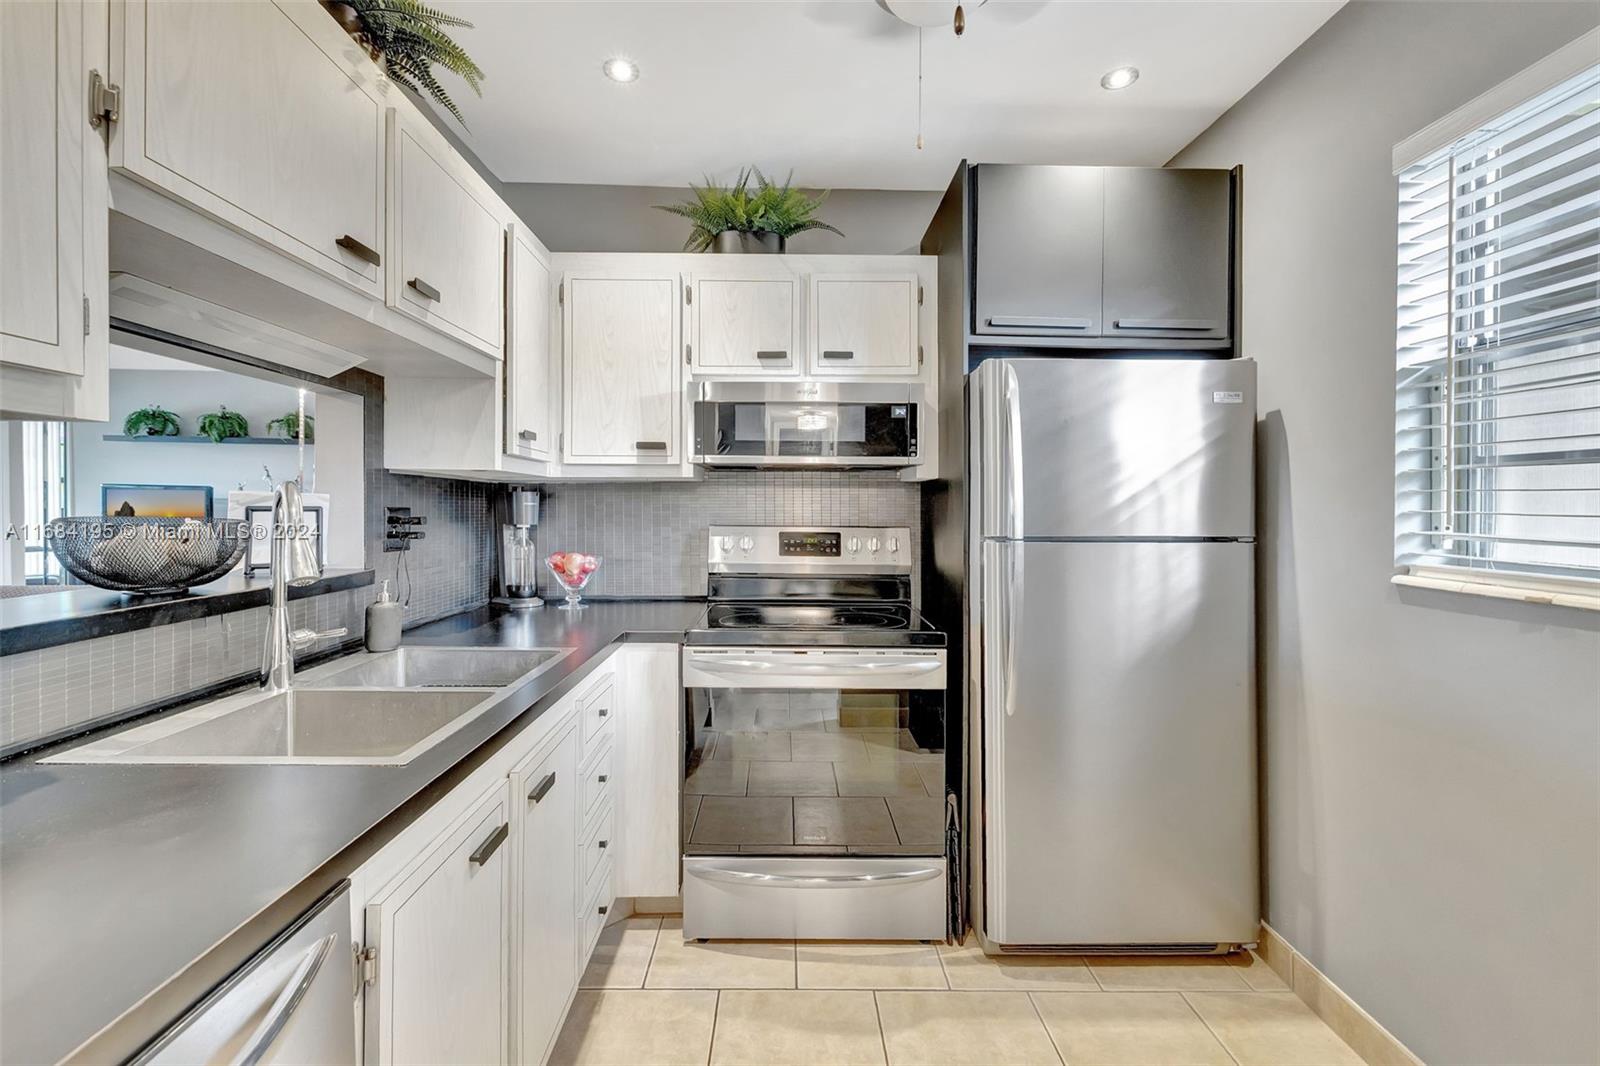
1395;63;1600;586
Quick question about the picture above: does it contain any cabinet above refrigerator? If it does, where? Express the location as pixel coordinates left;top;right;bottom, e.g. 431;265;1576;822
969;164;1237;352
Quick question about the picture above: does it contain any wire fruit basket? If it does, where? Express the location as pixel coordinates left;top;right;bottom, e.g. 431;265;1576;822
46;517;250;595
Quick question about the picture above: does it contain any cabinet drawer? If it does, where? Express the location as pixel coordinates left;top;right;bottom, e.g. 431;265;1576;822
581;870;614;956
580;803;615;893
579;742;614;823
578;680;616;753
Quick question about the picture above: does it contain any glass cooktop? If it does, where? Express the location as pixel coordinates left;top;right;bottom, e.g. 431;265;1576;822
705;603;912;631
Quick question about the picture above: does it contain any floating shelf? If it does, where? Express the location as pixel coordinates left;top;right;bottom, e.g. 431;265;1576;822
102;435;310;446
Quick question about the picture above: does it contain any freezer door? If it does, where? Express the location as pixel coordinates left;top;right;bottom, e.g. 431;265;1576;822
973;358;1256;539
980;540;1257;947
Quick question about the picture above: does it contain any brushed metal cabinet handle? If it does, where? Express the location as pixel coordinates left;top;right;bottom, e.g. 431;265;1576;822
335;234;380;266
597;774;609;783
1111;318;1219;331
821;350;855;360
598;839;609;849
469;823;509;865
528;771;557;803
598;905;608;915
518;429;537;442
986;315;1090;330
597;707;610;718
755;350;788;360
635;441;667;451
408;277;441;301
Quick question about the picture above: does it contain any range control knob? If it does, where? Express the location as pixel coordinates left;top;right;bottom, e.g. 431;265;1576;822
867;537;881;554
738;536;755;553
718;536;734;552
846;537;861;554
888;536;900;554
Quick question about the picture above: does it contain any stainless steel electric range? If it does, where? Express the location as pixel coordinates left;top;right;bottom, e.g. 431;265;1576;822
680;526;950;941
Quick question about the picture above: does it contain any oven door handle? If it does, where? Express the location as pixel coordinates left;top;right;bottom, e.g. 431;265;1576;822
688;866;943;888
684;654;941;676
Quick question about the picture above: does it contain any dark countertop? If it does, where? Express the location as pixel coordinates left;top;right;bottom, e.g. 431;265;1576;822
0;600;704;1066
0;568;376;655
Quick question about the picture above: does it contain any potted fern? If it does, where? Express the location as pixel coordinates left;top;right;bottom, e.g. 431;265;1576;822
198;406;250;443
267;411;315;443
122;405;182;437
322;0;485;127
749;169;844;252
656;170;763;253
658;168;844;253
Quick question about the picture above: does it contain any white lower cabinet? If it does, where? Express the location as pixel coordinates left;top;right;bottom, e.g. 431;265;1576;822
363;781;511;1066
511;725;580;1065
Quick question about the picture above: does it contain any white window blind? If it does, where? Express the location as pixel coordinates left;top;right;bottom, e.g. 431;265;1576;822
1395;63;1600;585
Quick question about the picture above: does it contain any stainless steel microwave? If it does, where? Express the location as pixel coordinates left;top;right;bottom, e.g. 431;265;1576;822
692;382;922;469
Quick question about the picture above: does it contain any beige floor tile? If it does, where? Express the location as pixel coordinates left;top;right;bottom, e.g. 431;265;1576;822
580;917;663;989
645;918;797;989
715;732;792;761
937;937;1098;991
1185;991;1364;1066
1031;991;1233;1065
1233;949;1291;991
686;759;749;796
749;760;838;796
1292;957;1421;1066
683;794;702;837
876;990;1062;1065
711;990;886;1065
690;796;794;846
914;761;946;797
549;989;717;1066
1088;955;1252;991
794;797;899;846
834;761;928;797
886;796;945;846
792;732;871;762
865;730;941;763
797;942;948;989
755;707;793;730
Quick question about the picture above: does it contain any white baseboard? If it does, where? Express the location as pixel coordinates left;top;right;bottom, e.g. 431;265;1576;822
1259;923;1425;1066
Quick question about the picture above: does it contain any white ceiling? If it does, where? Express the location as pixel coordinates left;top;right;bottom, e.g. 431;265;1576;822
429;0;1344;191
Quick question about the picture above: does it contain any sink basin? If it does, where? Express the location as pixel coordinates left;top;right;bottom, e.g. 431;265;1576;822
44;688;499;765
42;645;572;766
299;646;568;689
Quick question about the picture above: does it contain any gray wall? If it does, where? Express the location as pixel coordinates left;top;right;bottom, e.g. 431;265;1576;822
531;471;922;601
1169;4;1600;1063
502;183;943;255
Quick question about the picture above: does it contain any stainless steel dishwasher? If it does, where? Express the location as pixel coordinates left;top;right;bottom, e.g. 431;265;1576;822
134;881;356;1065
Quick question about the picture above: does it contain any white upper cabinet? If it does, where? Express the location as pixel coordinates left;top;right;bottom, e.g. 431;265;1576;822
808;273;919;376
505;224;553;461
689;274;800;375
387;109;507;357
111;0;387;297
562;272;683;464
1;0;108;421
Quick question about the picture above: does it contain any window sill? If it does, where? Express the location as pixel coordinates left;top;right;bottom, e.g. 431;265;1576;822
1391;571;1600;612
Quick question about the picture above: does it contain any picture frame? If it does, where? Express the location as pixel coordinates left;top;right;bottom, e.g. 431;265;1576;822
100;484;214;521
242;503;325;576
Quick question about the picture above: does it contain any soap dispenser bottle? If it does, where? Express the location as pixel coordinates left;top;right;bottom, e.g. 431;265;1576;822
365;580;403;652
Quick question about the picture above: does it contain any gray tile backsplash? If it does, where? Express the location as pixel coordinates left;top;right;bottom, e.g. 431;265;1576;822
532;471;922;600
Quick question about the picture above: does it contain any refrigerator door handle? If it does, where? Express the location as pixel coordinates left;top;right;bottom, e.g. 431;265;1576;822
1004;363;1024;539
984;541;1021;719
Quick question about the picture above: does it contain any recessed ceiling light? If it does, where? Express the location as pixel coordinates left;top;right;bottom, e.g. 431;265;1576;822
602;57;639;83
1100;66;1139;91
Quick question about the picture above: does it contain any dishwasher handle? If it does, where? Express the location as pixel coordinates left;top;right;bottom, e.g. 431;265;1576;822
230;933;336;1066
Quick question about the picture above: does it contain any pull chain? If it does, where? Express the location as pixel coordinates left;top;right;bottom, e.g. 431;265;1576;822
916;28;924;150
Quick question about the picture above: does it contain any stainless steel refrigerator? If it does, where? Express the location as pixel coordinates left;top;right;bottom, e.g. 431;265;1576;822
969;357;1258;951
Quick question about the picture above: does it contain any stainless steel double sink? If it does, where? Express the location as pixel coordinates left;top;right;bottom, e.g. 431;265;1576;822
44;646;570;767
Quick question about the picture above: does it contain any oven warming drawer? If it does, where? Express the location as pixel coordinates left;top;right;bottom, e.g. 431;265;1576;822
683;857;948;940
